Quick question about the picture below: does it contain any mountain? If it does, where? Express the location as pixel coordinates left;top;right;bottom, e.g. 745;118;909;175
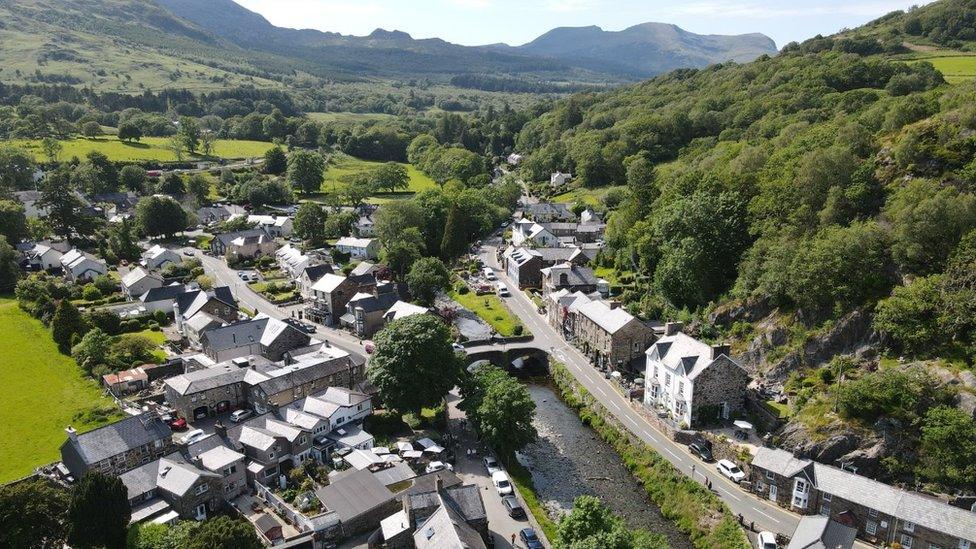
156;0;776;80
495;23;778;78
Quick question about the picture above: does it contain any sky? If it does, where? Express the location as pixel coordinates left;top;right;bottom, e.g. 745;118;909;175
233;0;934;49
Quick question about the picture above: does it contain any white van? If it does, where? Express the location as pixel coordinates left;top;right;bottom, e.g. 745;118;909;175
483;267;496;281
492;471;513;496
496;283;510;297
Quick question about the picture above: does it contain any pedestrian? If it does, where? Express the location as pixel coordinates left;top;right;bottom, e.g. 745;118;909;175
511;532;516;545
738;513;744;525
691;464;696;477
750;521;755;532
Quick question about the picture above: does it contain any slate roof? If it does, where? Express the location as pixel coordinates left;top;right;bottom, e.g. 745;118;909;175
213;227;272;248
198;445;244;472
122;267;160;289
311;273;349;294
336;237;375;249
541;263;598;286
576;300;637;334
413;497;486;549
322;386;371;407
317;468;395;523
372;462;416;487
156;456;220;497
164;363;249;396
60;414;173;476
347;291;399;314
120;459;160;500
408;484;487;523
647;331;739;380
384;301;429;321
754;447;976;542
200;318;270;352
523;202;574;221
140;284;189;303
787;516;857;549
302;264;334;283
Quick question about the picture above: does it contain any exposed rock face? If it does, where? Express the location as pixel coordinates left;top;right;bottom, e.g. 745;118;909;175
776;417;912;478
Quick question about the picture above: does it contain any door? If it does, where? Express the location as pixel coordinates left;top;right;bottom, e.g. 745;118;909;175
720;402;730;420
194;503;207;521
769;485;778;502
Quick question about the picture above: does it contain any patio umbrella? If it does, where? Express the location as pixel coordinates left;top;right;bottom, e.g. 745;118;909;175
733;420;754;430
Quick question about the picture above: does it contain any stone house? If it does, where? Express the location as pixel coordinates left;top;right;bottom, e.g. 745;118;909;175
276;244;311;278
541;262;598;295
199;316;310;363
644;322;750;427
195;442;248;500
522;202;575;223
120;456;223;522
317;468;398;539
511;219;560;248
573;299;655;372
122;267;164;299
210;227;275;258
341;291;400;338
229;214;293;238
142;245;182;271
60;413;178;479
60;248;108;282
335;237;380;260
751;447;976;549
297;264;335;300
301;386;373;430
307;273;377;326
395;471;489;548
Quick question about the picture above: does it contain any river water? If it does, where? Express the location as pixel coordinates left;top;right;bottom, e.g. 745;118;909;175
517;384;694;549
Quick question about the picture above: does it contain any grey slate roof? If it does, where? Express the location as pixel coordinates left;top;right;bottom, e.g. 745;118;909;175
201;318;270;352
787;516;857;549
60;414;173;475
316;468;395;523
754;447;976;542
413;495;486;549
523;202;574;221
347;292;399;313
371;462;416;487
141;284;189;303
120;459;160;500
213;227;273;248
165;363;248;396
303;264;334;282
542;263;598;286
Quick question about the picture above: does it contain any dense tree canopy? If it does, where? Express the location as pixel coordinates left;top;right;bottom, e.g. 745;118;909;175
67;472;130;549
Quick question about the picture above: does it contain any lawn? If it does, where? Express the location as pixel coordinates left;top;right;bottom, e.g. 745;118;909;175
319;153;438;202
550;184;621;207
912;54;976;83
449;288;524;337
307;112;396;126
10;136;276;162
0;298;122;483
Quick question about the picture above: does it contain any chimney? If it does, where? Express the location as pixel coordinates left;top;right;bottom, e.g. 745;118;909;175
434;476;443;494
65;426;78;442
664;321;684;336
711;344;731;359
608;301;620;310
214;420;227;438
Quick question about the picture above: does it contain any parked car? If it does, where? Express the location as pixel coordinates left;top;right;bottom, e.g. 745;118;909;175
519;528;544;549
425;461;454;474
501;496;526;519
483;268;496;281
496;283;510;297
492;471;513;496
180;429;207;445
285;318;315;334
483;455;501;475
716;459;746;483
230;409;254;423
452;343;467;354
167;417;187;431
757;531;777;549
689;441;714;462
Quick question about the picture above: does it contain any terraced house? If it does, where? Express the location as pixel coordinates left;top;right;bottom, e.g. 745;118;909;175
60;414;178;479
751;447;976;549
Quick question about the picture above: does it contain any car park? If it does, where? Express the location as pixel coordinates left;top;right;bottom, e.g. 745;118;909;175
689;441;714;462
519;528;544;549
230;409;254;423
716;459;746;483
501;496;526;519
492;471;513;496
483;455;501;475
180;429;207;445
757;531;777;549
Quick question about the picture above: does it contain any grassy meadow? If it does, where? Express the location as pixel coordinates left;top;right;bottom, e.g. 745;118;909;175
307;112;396;126
909;52;976;83
0;298;122;483
10;136;276;163
315;153;438;203
449;287;523;337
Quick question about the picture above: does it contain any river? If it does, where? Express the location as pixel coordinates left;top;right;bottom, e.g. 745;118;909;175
517;383;694;548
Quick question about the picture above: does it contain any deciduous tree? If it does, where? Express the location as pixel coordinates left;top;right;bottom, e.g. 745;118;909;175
287;150;325;194
0;478;69;549
135;195;189;239
406;256;450;306
293;202;327;245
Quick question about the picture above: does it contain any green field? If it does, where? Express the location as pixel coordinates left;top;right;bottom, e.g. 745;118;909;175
0;298;122;483
10;136;276;163
318;153;438;203
911;54;976;84
307;112;396;126
449;287;524;337
550;185;621;207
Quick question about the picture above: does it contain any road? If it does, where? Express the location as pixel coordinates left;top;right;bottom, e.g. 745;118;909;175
478;240;802;539
193;250;368;363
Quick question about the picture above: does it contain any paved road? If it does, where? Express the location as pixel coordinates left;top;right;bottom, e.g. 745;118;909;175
477;241;802;539
193;251;368;363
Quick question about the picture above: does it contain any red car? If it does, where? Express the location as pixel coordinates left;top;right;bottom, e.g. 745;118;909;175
167;417;187;431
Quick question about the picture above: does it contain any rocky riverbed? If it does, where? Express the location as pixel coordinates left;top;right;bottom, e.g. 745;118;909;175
517;384;694;548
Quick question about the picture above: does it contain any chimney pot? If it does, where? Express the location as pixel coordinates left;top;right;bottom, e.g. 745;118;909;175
664;321;684;336
65;426;78;442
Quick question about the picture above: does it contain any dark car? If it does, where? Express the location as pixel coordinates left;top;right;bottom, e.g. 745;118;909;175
689;441;714;462
501;496;526;519
284;318;316;334
520;528;543;549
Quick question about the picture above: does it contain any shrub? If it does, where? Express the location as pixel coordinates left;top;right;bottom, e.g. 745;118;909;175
513;324;524;336
81;284;102;301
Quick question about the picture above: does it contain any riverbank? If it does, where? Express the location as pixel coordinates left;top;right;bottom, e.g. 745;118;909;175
548;360;750;549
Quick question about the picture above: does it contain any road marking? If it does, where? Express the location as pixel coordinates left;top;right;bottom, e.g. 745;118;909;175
753;508;780;523
663;447;683;462
594;386;609;397
718;487;741;501
610;401;621;412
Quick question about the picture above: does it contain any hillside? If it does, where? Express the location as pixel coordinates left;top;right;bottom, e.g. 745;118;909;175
495;23;778;78
0;0;290;92
512;0;976;490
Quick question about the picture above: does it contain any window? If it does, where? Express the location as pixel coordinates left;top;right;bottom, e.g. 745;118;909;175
222;465;237;476
268;452;275;459
821;492;831;502
866;521;877;535
678;381;685;395
901;534;913;548
195;483;209;495
960;541;971;549
194;504;207;521
904;521;915;533
819;504;830;516
665;373;672;387
869;508;879;518
765;471;775;481
225;482;236;493
299;436;307;445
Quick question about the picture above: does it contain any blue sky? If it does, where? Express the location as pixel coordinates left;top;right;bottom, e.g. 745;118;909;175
234;0;932;49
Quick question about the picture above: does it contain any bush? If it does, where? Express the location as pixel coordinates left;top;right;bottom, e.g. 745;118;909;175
456;284;470;295
81;284;102;301
513;324;524;336
152;310;169;326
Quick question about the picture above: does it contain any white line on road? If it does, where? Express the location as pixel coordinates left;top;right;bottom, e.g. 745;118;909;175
753;508;781;523
718;487;741;501
610;401;622;412
663;447;683;462
595;386;609;397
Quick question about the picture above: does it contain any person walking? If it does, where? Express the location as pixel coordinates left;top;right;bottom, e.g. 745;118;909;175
511;532;517;546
